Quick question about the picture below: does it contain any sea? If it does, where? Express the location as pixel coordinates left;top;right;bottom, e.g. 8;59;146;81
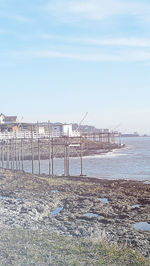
23;137;150;182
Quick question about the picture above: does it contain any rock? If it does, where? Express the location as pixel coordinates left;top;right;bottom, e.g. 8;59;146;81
36;206;44;213
99;218;111;224
119;214;130;219
20;206;28;214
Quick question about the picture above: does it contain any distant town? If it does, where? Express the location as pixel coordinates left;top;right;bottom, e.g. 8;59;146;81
0;113;147;138
0;113;115;139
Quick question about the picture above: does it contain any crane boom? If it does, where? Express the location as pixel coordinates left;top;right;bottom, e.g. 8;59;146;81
77;112;88;132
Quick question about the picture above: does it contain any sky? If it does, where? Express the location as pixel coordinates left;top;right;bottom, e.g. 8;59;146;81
1;0;150;134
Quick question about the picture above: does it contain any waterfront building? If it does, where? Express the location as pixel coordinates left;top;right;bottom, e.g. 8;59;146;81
0;113;17;124
51;124;73;137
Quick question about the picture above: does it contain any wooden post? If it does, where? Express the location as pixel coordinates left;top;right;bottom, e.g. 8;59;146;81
31;125;34;174
38;138;41;175
21;139;24;171
2;141;4;168
108;132;110;150
2;141;4;169
0;142;1;168
80;136;83;176
66;137;70;176
99;130;102;143
10;139;13;170
48;121;51;176
17;139;19;170
0;141;2;167
6;140;9;169
1;142;3;168
64;137;66;176
15;139;18;170
119;133;121;146
51;138;54;177
0;142;2;168
12;139;15;170
18;140;21;170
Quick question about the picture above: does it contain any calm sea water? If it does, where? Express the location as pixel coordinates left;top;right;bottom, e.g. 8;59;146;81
23;137;150;181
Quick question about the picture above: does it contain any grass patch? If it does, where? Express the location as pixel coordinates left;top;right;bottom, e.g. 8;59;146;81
0;228;149;265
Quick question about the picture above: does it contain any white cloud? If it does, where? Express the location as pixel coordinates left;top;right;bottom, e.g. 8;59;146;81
41;34;150;48
44;0;150;22
5;49;150;62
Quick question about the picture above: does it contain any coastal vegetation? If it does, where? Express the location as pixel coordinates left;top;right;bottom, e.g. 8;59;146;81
0;228;149;265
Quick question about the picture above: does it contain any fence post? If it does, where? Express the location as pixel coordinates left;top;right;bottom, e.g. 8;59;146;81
31;125;34;174
48;121;51;176
38;138;41;175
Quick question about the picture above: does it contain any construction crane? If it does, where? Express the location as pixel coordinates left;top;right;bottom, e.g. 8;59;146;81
18;116;24;130
76;112;88;133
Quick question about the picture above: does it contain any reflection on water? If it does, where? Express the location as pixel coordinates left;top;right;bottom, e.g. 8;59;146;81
98;198;109;203
50;207;63;216
132;204;140;209
22;137;150;181
134;222;150;231
83;213;98;218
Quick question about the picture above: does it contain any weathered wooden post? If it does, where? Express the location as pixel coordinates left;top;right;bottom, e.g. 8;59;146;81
48;121;51;176
66;137;70;176
1;141;3;168
12;139;15;170
0;142;1;168
21;139;24;171
10;139;13;170
80;136;83;176
31;125;34;174
18;139;21;171
51;137;54;177
64;137;66;176
6;140;9;169
38;138;41;175
108;132;111;150
119;132;122;146
15;138;18;170
64;137;69;176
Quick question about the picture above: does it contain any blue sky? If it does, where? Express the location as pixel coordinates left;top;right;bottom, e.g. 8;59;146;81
1;0;150;133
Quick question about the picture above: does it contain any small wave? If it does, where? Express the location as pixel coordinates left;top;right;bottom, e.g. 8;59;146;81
83;152;128;159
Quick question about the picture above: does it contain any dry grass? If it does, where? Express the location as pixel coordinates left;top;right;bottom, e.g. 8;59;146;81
0;228;149;266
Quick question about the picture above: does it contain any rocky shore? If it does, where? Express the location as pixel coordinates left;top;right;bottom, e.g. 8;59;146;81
0;168;149;260
21;138;123;160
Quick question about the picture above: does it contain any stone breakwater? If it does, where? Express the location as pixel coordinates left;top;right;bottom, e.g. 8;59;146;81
21;138;122;160
0;168;149;257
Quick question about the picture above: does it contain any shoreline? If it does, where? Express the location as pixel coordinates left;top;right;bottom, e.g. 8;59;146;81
13;141;125;161
0;143;125;161
0;168;149;259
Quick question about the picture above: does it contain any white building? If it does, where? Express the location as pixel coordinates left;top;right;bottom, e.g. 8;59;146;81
0;114;4;124
62;124;73;136
38;126;45;135
0;113;17;124
51;124;77;137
